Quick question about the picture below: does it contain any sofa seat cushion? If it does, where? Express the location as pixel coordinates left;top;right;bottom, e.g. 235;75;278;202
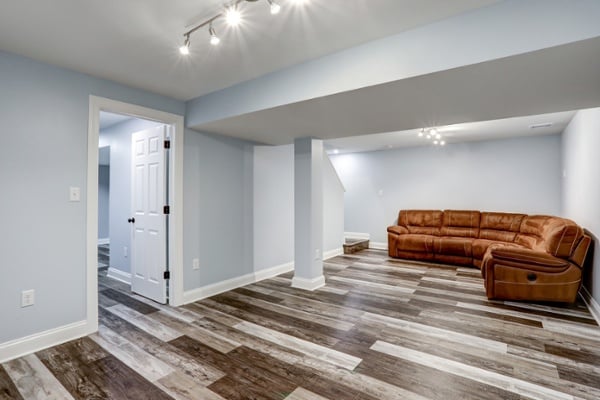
433;237;472;257
472;239;523;260
395;234;434;253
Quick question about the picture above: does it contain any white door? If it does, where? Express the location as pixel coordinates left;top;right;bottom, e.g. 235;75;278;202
130;125;168;304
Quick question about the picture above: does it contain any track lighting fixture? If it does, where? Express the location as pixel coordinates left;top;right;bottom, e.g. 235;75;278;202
268;0;281;14
179;35;190;55
209;24;220;46
180;0;308;56
225;6;242;26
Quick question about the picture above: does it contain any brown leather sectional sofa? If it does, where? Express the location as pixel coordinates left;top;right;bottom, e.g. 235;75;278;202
387;210;591;303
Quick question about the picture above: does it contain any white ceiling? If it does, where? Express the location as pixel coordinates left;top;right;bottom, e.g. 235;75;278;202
325;111;575;154
193;37;600;145
0;0;499;101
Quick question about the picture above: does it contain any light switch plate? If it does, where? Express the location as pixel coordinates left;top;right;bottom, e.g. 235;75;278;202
192;258;200;270
22;289;35;307
69;186;81;202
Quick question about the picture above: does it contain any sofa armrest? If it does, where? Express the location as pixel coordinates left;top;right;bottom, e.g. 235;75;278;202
387;226;409;235
490;248;569;269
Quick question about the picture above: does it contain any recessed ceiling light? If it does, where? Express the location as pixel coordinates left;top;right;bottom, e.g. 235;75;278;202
529;122;553;129
333;149;339;154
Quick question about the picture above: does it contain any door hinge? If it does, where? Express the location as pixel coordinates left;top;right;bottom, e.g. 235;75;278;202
164;205;170;214
163;271;170;280
164;140;171;149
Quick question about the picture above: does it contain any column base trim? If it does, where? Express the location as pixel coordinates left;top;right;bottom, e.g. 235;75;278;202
292;275;326;291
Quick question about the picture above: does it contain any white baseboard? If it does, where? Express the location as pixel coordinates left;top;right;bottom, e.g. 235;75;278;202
581;286;600;326
323;248;344;260
0;320;93;363
183;261;294;305
292;275;326;291
98;238;110;245
369;241;388;250
107;268;132;285
344;232;370;240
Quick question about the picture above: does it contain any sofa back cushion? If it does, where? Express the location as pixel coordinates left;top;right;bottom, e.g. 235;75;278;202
398;210;443;235
515;215;583;258
479;212;525;242
440;210;480;238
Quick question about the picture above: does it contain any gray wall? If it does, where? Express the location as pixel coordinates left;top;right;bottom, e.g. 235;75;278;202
253;144;345;272
323;154;345;254
183;130;254;291
253;145;295;270
0;50;184;344
99;118;165;274
562;108;600;304
98;163;110;240
331;134;562;244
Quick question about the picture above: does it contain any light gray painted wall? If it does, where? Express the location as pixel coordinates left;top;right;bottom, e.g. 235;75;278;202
0;50;184;344
98;164;110;240
323;155;345;254
253;145;345;271
330;135;562;244
253;145;294;270
183;130;254;291
187;0;600;127
99;118;165;274
562;108;600;304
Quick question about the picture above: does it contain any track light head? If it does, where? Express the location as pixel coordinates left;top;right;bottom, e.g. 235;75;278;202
209;24;220;45
179;35;190;55
268;0;281;14
225;6;242;26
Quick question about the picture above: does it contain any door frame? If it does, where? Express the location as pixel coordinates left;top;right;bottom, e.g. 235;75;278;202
86;95;185;332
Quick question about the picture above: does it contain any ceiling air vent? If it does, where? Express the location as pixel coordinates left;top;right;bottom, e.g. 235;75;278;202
529;122;553;129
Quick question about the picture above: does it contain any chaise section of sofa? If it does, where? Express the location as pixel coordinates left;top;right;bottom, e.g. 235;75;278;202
387;209;591;303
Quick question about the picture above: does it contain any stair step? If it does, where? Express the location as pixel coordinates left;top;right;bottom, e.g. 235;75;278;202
343;239;369;254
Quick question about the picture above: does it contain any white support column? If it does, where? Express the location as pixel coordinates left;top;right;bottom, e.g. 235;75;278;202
292;137;325;291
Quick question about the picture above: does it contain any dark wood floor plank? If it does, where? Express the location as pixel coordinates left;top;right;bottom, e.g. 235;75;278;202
4;248;600;400
100;287;159;315
0;365;23;400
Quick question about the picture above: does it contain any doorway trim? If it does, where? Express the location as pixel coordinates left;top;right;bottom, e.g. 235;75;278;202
87;95;185;332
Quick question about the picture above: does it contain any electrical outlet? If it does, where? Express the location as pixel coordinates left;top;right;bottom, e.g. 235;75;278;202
21;289;35;307
124;246;128;258
192;258;200;270
315;249;321;260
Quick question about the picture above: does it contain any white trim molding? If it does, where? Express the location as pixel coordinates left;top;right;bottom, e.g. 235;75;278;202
369;242;388;250
87;96;185;329
183;261;294;305
323;248;344;260
344;232;370;240
107;268;132;285
292;275;326;291
581;286;600;326
98;238;110;245
0;320;92;363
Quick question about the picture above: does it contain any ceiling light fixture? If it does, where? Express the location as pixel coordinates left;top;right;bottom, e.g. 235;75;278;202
209;24;220;45
179;35;190;55
419;127;447;147
180;0;303;56
225;6;242;26
268;0;281;14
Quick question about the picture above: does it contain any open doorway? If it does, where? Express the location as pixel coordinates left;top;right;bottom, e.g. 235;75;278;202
98;112;169;303
86;96;185;334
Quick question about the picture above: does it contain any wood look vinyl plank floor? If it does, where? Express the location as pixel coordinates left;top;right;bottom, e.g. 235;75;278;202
2;249;600;399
